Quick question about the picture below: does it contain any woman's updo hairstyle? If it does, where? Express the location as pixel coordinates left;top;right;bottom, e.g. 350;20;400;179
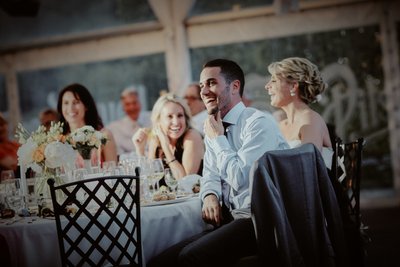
268;57;327;104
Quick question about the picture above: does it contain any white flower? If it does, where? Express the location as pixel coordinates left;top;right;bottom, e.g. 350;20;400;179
16;121;73;175
63;144;78;167
82;125;95;132
69;126;108;152
17;137;37;166
70;131;83;142
30;162;43;174
44;141;73;169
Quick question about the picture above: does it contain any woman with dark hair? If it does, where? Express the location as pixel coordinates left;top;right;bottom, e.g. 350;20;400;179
57;83;118;165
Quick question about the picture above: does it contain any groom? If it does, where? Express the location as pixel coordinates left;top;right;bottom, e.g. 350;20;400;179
148;58;288;267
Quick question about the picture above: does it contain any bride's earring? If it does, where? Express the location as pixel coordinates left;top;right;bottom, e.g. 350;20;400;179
290;89;296;97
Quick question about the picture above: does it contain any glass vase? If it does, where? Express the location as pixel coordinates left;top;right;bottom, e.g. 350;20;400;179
77;147;95;173
83;159;92;171
34;167;64;202
77;147;92;160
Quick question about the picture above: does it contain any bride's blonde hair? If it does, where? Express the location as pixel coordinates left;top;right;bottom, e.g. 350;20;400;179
268;57;327;104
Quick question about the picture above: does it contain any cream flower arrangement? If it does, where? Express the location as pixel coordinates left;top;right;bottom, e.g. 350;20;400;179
16;122;76;174
67;126;108;159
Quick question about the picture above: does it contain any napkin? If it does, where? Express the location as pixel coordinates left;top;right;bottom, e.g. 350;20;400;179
178;174;201;193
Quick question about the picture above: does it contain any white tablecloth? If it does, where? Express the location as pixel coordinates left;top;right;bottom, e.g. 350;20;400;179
0;197;209;267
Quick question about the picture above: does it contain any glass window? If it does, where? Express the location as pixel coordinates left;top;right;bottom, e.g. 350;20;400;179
17;53;167;131
189;0;273;16
0;0;156;50
190;25;391;189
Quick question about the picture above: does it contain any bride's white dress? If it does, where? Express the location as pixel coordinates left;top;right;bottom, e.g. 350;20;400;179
287;140;333;169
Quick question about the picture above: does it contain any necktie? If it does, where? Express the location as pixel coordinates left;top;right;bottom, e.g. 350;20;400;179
222;122;231;136
221;121;232;214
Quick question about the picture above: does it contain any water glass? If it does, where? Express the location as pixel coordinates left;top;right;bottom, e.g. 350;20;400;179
73;168;88;181
2;178;23;212
103;161;116;176
164;168;178;192
150;158;164;192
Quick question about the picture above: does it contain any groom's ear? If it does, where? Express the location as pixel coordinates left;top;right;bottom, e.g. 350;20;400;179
231;80;240;96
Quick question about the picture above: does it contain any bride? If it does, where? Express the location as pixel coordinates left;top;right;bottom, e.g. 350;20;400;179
265;57;333;168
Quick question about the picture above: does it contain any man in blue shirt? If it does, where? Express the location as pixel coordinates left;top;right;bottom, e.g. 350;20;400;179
148;59;288;267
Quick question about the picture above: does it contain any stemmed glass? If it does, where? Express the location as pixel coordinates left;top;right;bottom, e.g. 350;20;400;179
2;178;24;212
73;168;88;181
150;158;165;192
138;157;152;201
164;168;178;193
102;161;116;176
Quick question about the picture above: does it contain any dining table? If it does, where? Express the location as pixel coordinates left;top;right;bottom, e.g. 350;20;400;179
0;196;210;267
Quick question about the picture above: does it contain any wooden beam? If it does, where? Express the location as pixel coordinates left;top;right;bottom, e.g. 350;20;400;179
188;1;381;48
0;21;162;55
0;30;165;72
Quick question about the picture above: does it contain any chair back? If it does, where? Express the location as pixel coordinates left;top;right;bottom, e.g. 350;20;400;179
250;144;348;267
333;137;364;228
331;137;369;267
47;168;142;267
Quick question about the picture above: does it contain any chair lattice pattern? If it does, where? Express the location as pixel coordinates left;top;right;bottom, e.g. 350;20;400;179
334;137;364;228
47;168;142;267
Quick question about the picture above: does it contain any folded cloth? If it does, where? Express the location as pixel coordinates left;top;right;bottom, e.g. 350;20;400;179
178;174;201;193
231;208;251;220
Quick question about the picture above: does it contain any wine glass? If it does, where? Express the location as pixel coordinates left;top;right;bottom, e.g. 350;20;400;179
150;158;165;192
102;161;116;176
164;168;178;193
3;178;23;212
138;157;152;201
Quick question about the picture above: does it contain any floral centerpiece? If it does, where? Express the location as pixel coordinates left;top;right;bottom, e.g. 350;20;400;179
67;125;108;162
15;122;76;199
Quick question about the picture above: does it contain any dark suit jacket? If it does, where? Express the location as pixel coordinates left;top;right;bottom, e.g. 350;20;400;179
250;143;348;267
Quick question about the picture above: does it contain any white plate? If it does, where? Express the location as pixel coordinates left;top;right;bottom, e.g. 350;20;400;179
142;195;195;207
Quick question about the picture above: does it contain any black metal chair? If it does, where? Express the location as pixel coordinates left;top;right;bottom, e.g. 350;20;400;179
47;167;142;267
333;137;365;229
331;137;369;267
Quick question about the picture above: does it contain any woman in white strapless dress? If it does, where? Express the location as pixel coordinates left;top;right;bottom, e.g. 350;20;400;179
265;57;333;168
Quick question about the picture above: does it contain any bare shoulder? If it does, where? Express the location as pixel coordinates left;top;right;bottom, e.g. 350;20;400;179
300;109;326;126
101;128;114;138
183;128;203;142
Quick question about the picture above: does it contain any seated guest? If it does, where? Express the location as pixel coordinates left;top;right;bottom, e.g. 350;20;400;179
132;93;204;179
147;59;288;267
183;83;207;136
265;57;333;168
107;86;151;156
57;83;118;166
0;113;20;176
267;58;368;266
39;108;59;131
